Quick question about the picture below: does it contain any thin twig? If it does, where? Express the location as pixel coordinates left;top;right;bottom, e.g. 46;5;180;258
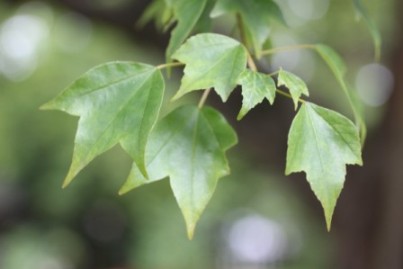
198;88;212;109
260;44;316;57
157;62;184;70
247;54;258;71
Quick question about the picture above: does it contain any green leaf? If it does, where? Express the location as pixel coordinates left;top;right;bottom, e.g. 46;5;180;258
286;103;362;230
166;0;208;60
277;69;309;110
120;105;237;238
137;0;172;31
172;33;247;102
192;0;216;33
237;69;276;120
41;62;164;187
314;44;366;143
353;0;381;61
211;0;285;57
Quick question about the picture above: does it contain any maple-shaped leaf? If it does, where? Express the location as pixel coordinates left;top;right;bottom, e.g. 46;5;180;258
237;69;276;120
277;68;309;110
211;0;285;57
166;0;208;60
286;102;362;230
119;105;237;238
172;33;247;102
41;62;164;187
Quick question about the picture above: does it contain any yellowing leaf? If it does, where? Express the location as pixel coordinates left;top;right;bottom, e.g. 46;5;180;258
277;69;309;110
119;105;237;238
41;62;164;187
172;33;247;102
286;103;362;230
237;69;276;120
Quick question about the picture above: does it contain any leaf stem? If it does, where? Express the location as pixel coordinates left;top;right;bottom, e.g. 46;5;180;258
247;54;257;72
198;88;212;109
267;70;279;77
236;13;259;73
157;62;185;70
276;89;306;104
236;13;248;48
260;44;316;56
247;56;306;104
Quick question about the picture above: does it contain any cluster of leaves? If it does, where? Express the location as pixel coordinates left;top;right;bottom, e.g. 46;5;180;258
43;0;379;238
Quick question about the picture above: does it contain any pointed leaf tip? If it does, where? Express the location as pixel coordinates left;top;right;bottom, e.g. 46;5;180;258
325;207;334;232
118;188;128;196
61;159;82;188
186;221;196;240
286;103;362;229
44;62;164;187
120;105;238;237
39;102;52;110
62;175;73;189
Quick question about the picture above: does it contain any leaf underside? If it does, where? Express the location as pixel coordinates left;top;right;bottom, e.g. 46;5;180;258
286;102;362;230
120;105;237;239
172;33;248;102
41;62;164;187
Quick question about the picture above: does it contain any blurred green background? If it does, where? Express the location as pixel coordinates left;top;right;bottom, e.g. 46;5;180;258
0;1;401;269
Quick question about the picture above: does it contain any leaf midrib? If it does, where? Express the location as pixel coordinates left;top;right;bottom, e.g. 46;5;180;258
82;70;156;162
62;68;152;108
146;108;198;171
189;111;201;215
305;105;326;187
